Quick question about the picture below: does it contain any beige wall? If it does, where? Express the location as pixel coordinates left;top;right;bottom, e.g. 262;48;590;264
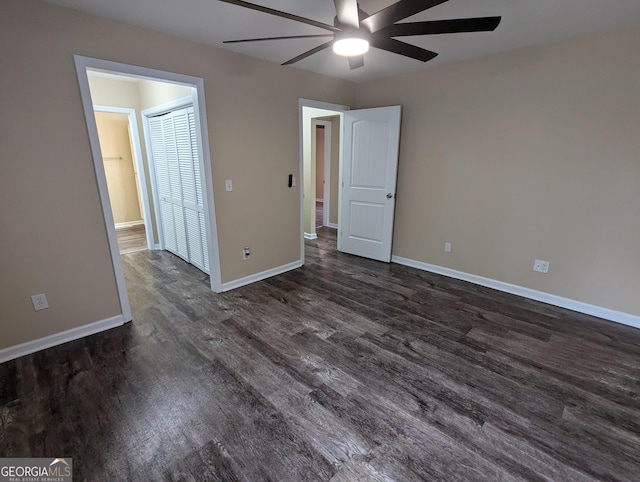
138;79;192;111
95;112;142;224
315;126;325;202
0;0;354;350
88;76;140;107
355;24;640;316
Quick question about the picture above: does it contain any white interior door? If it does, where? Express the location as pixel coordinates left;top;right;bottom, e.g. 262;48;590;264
339;106;401;262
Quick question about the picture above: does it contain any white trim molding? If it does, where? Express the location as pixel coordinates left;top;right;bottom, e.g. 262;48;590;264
327;223;339;230
304;232;318;240
141;96;193;118
115;220;144;229
221;260;303;292
391;256;640;329
0;315;126;364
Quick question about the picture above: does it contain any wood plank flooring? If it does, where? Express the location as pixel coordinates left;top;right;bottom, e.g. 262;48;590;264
2;227;640;480
116;224;147;254
316;201;323;228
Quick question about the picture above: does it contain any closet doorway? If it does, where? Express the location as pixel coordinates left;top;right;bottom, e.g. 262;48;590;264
75;55;222;323
143;100;210;274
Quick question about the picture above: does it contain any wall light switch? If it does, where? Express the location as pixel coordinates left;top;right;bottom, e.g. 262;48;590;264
225;180;233;192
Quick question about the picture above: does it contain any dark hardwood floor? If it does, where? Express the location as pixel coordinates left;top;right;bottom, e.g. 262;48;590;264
2;228;640;480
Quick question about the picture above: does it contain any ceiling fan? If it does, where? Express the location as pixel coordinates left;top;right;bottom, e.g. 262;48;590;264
220;0;501;70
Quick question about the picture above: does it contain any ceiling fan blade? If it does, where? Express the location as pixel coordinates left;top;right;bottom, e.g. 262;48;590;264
333;0;360;28
380;17;501;37
282;40;334;65
370;37;438;62
362;0;448;33
348;55;365;70
224;34;333;44
218;0;339;32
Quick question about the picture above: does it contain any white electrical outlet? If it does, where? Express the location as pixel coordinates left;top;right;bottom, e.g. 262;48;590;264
31;293;49;311
225;179;233;192
444;242;452;253
243;246;250;260
533;259;550;273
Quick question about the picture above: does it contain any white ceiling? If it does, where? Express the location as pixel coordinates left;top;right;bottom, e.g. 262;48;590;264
45;0;640;82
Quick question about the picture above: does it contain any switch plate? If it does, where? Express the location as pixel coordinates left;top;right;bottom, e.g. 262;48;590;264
243;246;250;260
31;293;49;311
533;259;550;273
291;176;296;187
444;242;452;253
225;180;233;192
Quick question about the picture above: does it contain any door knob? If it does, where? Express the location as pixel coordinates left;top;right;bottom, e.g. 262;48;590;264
386;193;393;199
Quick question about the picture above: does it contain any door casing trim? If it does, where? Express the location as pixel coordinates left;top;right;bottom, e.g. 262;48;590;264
74;55;223;328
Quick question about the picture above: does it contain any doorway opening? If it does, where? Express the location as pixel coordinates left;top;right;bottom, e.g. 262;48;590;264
94;106;150;254
75;56;222;322
299;99;348;264
300;99;402;266
314;120;337;232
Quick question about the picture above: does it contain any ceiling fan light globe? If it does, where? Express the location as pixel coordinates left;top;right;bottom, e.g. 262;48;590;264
333;38;369;56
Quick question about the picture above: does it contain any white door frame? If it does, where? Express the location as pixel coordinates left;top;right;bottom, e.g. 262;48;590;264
298;99;349;263
93;105;154;250
315;120;332;228
141;95;195;253
74;56;223;325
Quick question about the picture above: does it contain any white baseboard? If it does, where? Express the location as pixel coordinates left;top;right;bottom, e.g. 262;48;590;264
316;198;324;203
391;256;640;330
304;232;318;240
0;315;127;364
221;260;303;292
327;223;338;229
115;220;144;229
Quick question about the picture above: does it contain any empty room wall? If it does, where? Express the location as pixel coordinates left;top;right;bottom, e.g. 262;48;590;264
355;24;640;318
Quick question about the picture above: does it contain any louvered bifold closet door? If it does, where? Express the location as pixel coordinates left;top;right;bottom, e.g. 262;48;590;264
188;109;209;272
162;114;190;261
174;108;207;273
149;117;178;254
149;106;209;274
